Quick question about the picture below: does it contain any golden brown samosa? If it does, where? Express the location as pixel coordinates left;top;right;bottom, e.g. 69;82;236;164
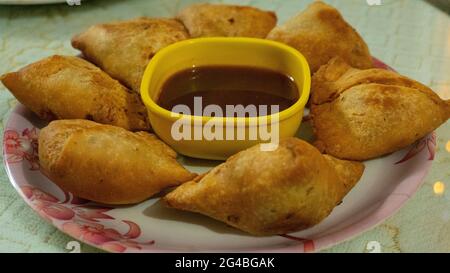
177;3;277;38
311;57;450;161
163;138;364;236
267;1;372;73
39;120;196;205
1;55;150;131
72;18;189;92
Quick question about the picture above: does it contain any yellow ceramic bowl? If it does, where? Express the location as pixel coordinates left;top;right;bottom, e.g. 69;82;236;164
141;37;310;160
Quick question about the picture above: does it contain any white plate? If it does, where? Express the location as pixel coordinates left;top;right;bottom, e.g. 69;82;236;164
2;59;436;252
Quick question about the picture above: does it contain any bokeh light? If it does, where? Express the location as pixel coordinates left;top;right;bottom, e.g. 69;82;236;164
434;181;445;196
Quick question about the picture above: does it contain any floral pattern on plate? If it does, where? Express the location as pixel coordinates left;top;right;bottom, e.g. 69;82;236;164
20;185;154;253
4;128;39;170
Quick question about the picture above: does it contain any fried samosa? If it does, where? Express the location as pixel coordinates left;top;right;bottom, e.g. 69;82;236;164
177;3;277;38
1;55;150;131
163;138;364;236
311;57;450;161
72;18;189;92
39;120;196;205
267;1;372;73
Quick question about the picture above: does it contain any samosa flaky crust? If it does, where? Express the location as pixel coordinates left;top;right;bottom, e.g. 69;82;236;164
1;55;150;131
72;18;189;92
164;138;364;236
39;120;196;205
267;1;372;73
310;57;450;161
177;3;277;38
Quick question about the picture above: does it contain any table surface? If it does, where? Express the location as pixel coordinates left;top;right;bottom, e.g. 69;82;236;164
0;0;449;253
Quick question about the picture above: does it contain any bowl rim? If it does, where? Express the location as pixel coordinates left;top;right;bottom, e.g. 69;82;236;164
140;37;311;125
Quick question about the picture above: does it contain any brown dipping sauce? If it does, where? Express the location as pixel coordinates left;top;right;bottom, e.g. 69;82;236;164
157;66;299;117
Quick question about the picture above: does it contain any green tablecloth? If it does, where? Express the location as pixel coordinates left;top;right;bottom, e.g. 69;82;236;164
0;0;449;253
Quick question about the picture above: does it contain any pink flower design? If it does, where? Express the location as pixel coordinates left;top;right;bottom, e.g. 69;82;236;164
101;241;127;253
279;234;316;253
4;128;39;170
20;186;154;252
62;220;154;253
21;186;117;222
395;133;436;164
4;130;22;162
63;221;121;245
21;186;75;221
